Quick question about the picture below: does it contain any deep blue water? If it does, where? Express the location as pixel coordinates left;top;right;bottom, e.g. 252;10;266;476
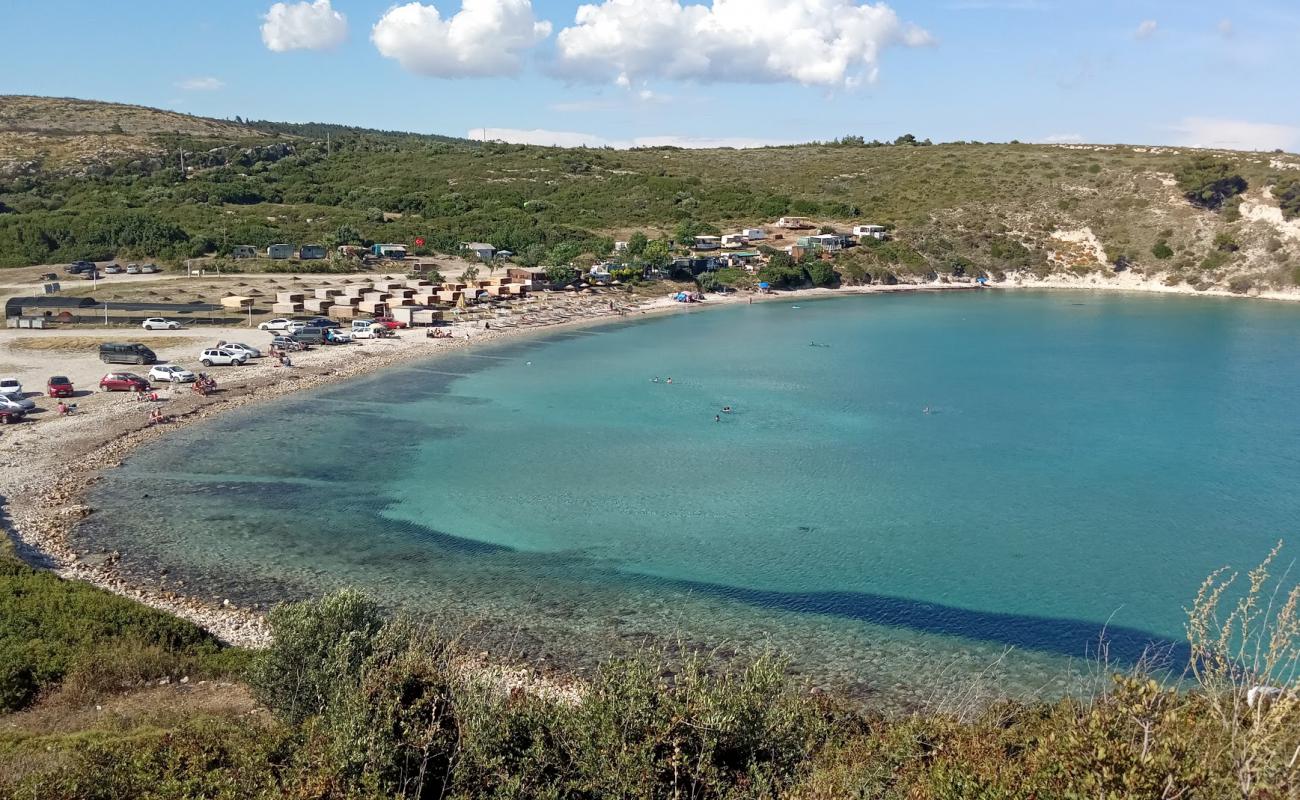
78;291;1300;705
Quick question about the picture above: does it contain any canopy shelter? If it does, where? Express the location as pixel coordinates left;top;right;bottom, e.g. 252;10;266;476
5;295;224;323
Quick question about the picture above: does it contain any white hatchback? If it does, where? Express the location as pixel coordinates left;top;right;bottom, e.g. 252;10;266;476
258;318;292;332
142;318;181;330
148;365;197;383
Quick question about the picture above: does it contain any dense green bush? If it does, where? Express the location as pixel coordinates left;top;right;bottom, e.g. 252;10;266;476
0;545;233;712
1175;156;1248;211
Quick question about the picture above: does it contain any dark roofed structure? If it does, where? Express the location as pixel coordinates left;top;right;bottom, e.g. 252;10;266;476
5;296;222;319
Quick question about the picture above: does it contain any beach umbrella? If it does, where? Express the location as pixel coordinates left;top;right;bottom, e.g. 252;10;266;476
758;282;771;289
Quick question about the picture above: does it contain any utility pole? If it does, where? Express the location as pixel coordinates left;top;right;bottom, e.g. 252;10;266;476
326;131;331;157
177;131;185;179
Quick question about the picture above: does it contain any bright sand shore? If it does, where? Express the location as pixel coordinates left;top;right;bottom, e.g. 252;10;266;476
0;273;1292;654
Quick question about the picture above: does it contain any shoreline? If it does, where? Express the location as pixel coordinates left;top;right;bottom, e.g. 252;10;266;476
1;276;1295;653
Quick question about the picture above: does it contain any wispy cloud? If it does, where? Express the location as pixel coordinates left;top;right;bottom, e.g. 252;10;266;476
1170;117;1300;152
1216;18;1234;38
1134;19;1158;39
176;77;225;91
473;127;790;149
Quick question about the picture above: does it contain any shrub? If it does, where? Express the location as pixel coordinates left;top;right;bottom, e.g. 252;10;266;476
1175;156;1248;211
248;588;384;724
1151;240;1174;259
0;547;226;712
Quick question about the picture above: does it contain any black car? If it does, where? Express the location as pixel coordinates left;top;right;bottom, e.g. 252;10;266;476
65;261;95;274
305;317;342;329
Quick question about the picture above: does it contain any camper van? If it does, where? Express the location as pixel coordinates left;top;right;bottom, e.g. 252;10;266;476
266;244;294;260
231;245;257;259
299;245;327;260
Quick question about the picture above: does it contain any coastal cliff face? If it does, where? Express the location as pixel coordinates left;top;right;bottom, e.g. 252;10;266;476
1;95;1298;296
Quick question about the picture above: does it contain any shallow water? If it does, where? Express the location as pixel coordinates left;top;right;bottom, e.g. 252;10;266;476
79;291;1300;707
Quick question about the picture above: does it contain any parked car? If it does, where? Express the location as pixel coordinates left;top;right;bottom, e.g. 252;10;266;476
291;327;327;345
140;263;160;274
0;407;25;425
99;342;157;365
46;376;75;397
305;317;342;330
374;316;407;330
270;336;304;351
284;321;308;333
141;317;181;331
99;372;151;392
258;318;293;332
0;377;22;398
222;342;262;359
148;365;197;383
351;323;385;339
125;264;141;275
65;261;95;274
0;394;35;412
104;263;124;274
323;329;351;344
199;348;248;367
80;269;101;280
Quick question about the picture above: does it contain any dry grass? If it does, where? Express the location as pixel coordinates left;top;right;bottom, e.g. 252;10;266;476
7;335;204;352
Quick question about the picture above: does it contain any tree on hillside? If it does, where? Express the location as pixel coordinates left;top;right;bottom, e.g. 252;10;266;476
1276;177;1300;221
332;225;362;246
642;240;671;271
627;231;648;255
461;265;480;284
1175;156;1248;211
894;134;918;146
544;264;578;286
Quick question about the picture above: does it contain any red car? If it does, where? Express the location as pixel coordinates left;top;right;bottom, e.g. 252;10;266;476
0;408;24;425
374;316;406;330
99;372;151;392
47;375;75;398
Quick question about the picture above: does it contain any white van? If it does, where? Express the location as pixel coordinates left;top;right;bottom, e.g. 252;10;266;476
351;320;386;339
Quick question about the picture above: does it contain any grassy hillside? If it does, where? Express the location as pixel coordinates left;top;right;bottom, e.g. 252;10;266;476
2;95;1300;294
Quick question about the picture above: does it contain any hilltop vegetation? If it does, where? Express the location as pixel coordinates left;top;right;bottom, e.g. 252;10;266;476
2;95;1300;296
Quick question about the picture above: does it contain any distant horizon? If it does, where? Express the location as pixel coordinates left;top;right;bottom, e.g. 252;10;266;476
1;1;1297;153
7;92;1298;157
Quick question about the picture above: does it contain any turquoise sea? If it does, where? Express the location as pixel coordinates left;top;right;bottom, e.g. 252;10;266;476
78;291;1300;706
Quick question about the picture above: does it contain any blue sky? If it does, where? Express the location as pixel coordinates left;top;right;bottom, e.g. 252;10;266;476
1;0;1297;151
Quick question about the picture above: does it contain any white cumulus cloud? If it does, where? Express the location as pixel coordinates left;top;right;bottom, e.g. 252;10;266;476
261;0;348;51
1171;117;1300;152
1134;19;1157;39
176;77;225;91
473;127;789;149
553;0;933;88
372;0;552;78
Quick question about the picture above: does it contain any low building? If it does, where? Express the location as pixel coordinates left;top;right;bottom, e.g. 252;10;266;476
694;235;721;250
371;243;408;259
299;244;327;260
721;234;746;248
231;245;257;259
462;242;496;261
809;233;851;252
776;216;812;229
741;228;765;240
267;244;294;260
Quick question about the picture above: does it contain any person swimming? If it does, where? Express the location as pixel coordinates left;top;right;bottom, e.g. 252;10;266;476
666;378;673;384
715;414;721;423
652;376;660;383
721;406;733;413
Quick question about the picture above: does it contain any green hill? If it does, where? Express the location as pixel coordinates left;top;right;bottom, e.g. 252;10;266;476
2;95;1299;294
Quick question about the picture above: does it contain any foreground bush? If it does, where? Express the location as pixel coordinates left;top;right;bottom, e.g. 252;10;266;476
0;544;235;712
4;548;1300;798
